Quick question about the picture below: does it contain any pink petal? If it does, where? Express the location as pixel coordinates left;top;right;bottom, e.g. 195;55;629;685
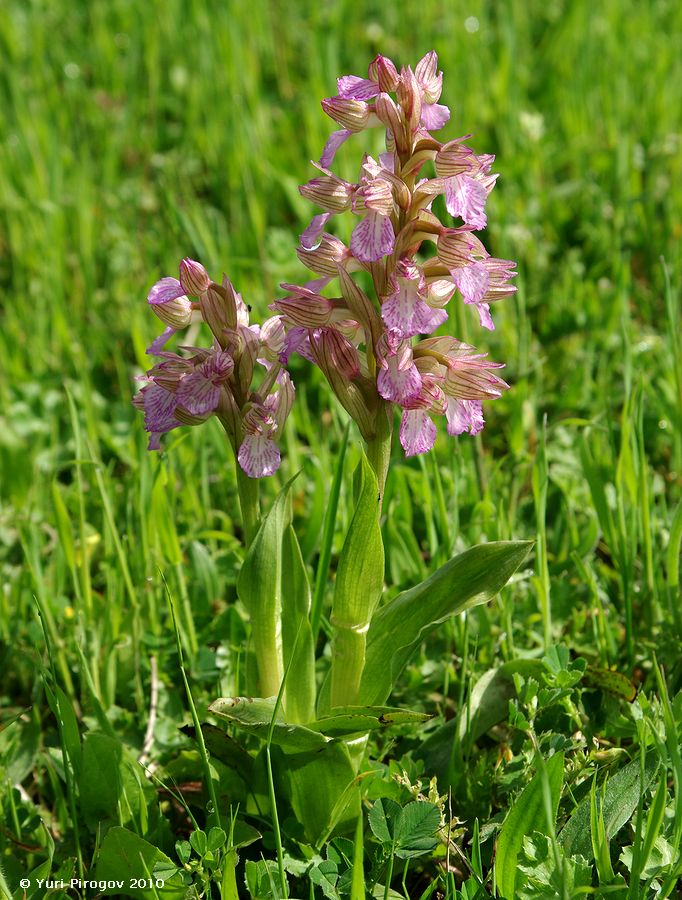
379;152;395;173
420;103;450;131
382;286;448;338
451;261;490;306
319;129;352;167
336;75;379;100
176;372;220;415
445;175;488;229
147;277;185;305
446;398;484;435
238;435;281;478
476;302;495;331
400;409;437;457
377;361;422;405
300;213;332;250
146;326;176;356
143;383;178;433
350;210;395;262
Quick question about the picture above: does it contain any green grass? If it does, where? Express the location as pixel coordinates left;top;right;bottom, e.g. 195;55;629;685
1;0;681;897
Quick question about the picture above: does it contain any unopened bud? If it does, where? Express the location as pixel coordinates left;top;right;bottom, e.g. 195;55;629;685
435;141;478;178
299;176;354;212
151;296;192;329
375;93;407;152
272;292;334;328
396;67;422;134
375;55;399;92
297;233;349;276
200;282;237;346
179;258;211;296
321;97;370;132
437;229;486;269
311;327;361;379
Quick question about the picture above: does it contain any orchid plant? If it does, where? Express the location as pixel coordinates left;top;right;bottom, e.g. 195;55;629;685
134;51;531;844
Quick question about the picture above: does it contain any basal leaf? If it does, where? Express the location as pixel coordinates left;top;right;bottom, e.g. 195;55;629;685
95;827;186;898
495;751;564;899
558;752;659;860
208;696;328;752
359;541;532;705
284;741;360;845
79;732;123;830
459;659;548;743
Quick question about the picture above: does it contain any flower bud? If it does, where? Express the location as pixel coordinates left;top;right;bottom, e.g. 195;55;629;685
310;326;361;380
437;229;485;269
199;282;236;346
179;258;210;296
151;295;193;329
435;140;478;178
374;93;407;151
297;233;349;276
396;67;422;135
271;292;334;327
375;55;399;92
321;97;370;132
299;176;354;212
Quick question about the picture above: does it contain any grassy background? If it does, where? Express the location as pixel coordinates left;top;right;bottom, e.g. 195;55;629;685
1;0;681;895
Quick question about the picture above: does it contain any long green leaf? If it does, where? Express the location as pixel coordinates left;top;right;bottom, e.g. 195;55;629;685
237;477;296;698
281;524;316;724
330;455;384;707
359;541;532;705
495;751;564;899
309;705;432;738
558;752;659;860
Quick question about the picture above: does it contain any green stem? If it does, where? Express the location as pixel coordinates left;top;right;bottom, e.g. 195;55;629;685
236;463;260;547
366;402;393;503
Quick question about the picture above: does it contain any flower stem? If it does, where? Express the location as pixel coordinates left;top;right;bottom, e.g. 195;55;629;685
236;463;260;547
366;402;393;503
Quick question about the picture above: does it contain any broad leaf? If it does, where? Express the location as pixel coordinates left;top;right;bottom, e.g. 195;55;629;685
495;751;564;899
95;827;186;898
359;541;532;705
208;696;328;752
79;733;123;829
369;799;440;860
459;659;547;743
181;723;254;783
558;752;659;860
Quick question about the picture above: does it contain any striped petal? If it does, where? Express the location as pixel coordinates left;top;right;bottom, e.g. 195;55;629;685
445;175;488;229
446;398;485;435
400;409;437;457
319;129;352;167
350;210;395;262
238;435;281;478
451;261;490;306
